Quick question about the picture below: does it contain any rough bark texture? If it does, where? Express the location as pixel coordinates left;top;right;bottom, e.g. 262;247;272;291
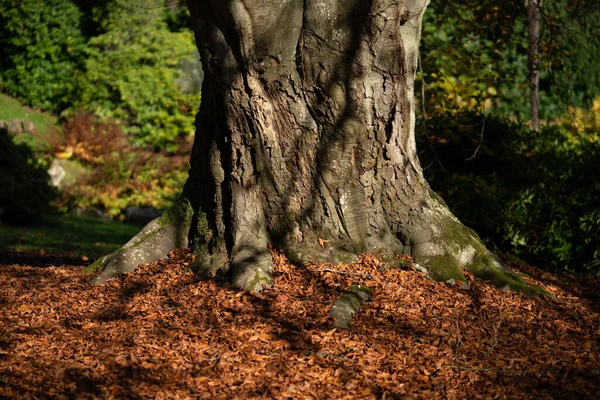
178;0;526;292
92;0;538;295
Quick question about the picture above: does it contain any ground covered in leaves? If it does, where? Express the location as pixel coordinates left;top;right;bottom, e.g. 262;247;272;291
1;249;599;399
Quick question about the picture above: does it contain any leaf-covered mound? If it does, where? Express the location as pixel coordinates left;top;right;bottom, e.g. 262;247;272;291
1;249;599;399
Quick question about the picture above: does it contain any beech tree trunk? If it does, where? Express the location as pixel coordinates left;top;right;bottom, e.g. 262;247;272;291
90;0;540;296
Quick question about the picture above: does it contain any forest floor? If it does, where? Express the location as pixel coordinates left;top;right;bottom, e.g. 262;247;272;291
1;248;599;399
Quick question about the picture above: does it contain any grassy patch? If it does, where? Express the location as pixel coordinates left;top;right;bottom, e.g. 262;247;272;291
0;93;59;150
0;214;140;258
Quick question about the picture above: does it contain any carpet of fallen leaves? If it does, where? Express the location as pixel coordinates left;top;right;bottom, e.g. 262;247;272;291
1;249;600;399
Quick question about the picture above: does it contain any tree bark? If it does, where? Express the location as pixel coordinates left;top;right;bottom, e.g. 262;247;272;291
91;0;542;296
526;0;542;132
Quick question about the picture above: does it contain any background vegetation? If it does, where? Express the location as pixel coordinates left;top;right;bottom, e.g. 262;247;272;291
0;0;599;275
417;0;600;274
0;0;196;224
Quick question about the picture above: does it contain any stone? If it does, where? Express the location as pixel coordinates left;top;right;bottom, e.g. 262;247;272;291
125;207;162;225
47;159;66;187
0;119;37;135
70;207;109;220
177;51;204;95
21;120;36;133
6;120;23;134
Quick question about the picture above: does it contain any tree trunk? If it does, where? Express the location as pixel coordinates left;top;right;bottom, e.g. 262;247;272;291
527;0;542;132
90;0;541;296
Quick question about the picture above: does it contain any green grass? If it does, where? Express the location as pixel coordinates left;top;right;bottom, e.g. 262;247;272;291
0;214;140;258
0;93;59;150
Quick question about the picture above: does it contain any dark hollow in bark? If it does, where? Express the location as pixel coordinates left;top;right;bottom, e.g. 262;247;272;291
90;0;546;297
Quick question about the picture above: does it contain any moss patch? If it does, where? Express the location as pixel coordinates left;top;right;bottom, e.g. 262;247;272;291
421;252;467;283
248;273;272;292
159;198;193;228
468;256;552;297
82;256;110;273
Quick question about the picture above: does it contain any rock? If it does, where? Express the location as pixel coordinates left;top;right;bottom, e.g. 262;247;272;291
21;120;36;134
48;158;89;188
6;119;23;134
47;159;66;187
0;119;37;135
70;207;109;220
125;207;162;225
177;51;204;95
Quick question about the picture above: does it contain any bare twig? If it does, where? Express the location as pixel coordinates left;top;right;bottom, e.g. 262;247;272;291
484;314;503;360
210;351;223;368
465;118;485;161
308;268;373;278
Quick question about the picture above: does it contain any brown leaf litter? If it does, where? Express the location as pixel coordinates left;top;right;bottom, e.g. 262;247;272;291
1;248;599;399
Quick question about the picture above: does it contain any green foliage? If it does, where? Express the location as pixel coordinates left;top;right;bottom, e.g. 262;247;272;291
420;1;600;123
419;1;523;115
164;3;191;32
0;132;56;225
500;126;600;274
547;9;600;109
70;0;198;150
0;0;86;112
1;0;198;151
420;110;600;275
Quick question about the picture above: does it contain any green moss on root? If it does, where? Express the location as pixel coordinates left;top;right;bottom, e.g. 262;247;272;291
159;198;193;229
421;252;468;283
467;256;552;297
82;256;110;273
248;273;272;291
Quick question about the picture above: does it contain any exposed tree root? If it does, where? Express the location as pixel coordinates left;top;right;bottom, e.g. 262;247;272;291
230;246;274;291
402;196;550;297
85;200;193;284
86;195;547;297
329;284;372;329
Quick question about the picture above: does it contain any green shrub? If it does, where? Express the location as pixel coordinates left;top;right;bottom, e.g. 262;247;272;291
419;110;600;275
70;0;198;151
0;0;86;112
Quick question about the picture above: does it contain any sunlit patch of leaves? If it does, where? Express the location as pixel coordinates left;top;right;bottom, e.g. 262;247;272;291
1;250;599;398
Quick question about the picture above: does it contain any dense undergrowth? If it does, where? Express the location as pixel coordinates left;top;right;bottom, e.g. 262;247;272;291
0;0;198;151
417;109;600;276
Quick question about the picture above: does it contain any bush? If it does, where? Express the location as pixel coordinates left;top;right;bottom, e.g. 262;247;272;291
0;0;86;112
52;112;189;218
419;110;600;275
70;0;198;151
